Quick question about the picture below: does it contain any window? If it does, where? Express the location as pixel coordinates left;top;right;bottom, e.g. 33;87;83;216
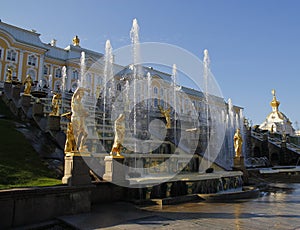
71;82;78;92
55;68;62;78
86;73;91;85
154;87;158;95
43;65;49;75
28;55;37;66
72;70;79;80
117;83;122;91
54;80;62;91
160;99;164;107
154;98;158;107
160;88;164;96
7;50;17;62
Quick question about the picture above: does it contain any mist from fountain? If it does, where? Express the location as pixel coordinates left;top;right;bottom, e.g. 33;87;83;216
61;66;67;114
130;18;140;144
172;64;177;144
147;71;151;135
48;74;52;91
80;51;86;88
203;49;210;170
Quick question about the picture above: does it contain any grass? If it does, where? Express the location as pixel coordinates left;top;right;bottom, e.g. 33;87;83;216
0;99;61;189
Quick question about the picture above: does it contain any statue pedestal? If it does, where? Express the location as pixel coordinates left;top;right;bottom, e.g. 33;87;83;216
12;86;21;101
32;102;44;116
21;94;31;107
4;82;12;98
233;156;245;168
233;156;248;184
47;115;60;131
62;152;91;186
103;156;126;183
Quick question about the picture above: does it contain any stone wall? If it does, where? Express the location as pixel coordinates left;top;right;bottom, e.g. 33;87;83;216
0;185;92;229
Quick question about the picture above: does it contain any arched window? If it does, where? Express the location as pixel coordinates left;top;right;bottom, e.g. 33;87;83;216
117;83;122;91
0;46;3;59
71;82;78;92
54;80;62;91
160;99;164;107
27;54;37;66
6;49;17;62
43;65;49;75
72;70;79;80
86;73;92;86
154;87;158;95
154;98;158;107
55;68;62;78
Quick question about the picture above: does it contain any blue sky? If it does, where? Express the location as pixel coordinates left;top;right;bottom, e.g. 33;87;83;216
1;0;300;127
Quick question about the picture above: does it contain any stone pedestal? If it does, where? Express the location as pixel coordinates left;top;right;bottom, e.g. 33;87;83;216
4;82;12;98
47;115;60;131
62;152;91;186
32;102;44;116
233;156;245;168
103;156;126;183
21;94;31;107
11;86;21;101
233;156;248;184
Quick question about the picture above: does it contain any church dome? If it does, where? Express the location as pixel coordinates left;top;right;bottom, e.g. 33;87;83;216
259;89;295;135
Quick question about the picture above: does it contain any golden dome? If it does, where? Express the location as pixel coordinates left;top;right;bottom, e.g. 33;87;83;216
270;89;280;109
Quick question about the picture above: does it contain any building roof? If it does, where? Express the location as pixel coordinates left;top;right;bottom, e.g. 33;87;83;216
0;20;46;49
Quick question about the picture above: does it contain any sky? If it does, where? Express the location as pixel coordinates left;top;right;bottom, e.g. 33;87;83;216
1;0;300;127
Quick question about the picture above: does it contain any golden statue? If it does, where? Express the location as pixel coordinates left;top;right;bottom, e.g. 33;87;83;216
23;75;33;95
110;113;125;157
158;105;171;129
234;128;243;157
50;93;61;116
72;35;80;46
5;67;13;83
71;87;90;152
62;112;77;153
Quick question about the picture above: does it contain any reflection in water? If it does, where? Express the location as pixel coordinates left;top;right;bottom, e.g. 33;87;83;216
144;184;300;229
234;203;241;230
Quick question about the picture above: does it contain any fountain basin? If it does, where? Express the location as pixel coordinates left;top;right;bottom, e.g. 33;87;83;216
198;186;260;202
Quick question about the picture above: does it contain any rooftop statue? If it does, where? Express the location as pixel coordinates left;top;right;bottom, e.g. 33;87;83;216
23;74;33;95
234;128;243;157
50;92;61;116
110;113;125;158
72;35;80;46
158;106;171;129
71;87;90;152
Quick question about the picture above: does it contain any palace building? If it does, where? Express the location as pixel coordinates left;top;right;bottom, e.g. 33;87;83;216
0;20;103;93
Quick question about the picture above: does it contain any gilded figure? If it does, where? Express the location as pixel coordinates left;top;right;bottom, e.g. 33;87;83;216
234;128;243;157
23;75;33;95
50;93;61;116
110;113;125;157
62;112;77;153
158;106;171;129
6;67;13;83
